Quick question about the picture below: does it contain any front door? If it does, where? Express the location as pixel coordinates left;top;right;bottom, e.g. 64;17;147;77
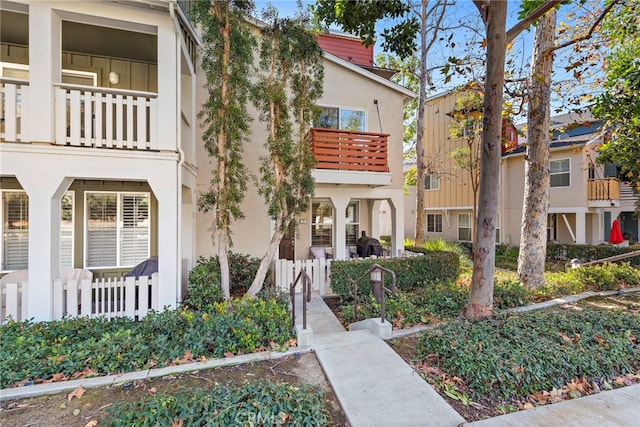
279;222;295;260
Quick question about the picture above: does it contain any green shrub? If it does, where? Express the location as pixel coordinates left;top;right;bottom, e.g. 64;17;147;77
103;380;328;426
547;243;640;266
0;297;293;388
184;253;270;309
330;252;459;300
406;238;472;266
417;309;640;401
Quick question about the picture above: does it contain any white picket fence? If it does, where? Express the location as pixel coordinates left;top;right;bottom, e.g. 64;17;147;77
273;258;332;295
1;273;158;323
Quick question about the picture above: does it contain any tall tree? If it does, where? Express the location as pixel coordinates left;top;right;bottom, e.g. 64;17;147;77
246;7;324;295
594;0;640;198
517;8;556;289
192;0;255;299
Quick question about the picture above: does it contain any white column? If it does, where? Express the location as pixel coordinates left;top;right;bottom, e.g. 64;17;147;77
149;169;179;309
156;25;178;152
388;192;405;257
28;4;61;143
370;200;382;238
575;211;586;244
331;196;350;260
18;174;72;321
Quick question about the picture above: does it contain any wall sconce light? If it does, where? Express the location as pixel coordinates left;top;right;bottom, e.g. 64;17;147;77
108;71;119;85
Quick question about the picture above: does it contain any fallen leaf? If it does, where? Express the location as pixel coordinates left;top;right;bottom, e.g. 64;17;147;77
72;409;81;416
68;386;85;401
559;332;571;344
85;421;99;427
224;351;234;358
148;387;157;395
172;420;183;427
523;402;534;410
183;350;193;360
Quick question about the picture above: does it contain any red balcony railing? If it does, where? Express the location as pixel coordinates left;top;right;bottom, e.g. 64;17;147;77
308;128;389;172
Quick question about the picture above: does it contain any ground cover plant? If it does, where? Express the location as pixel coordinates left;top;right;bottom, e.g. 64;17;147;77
102;379;328;426
0;296;293;389
335;263;640;328
415;306;640;407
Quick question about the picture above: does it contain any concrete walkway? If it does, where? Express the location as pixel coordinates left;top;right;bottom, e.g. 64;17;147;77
297;293;640;427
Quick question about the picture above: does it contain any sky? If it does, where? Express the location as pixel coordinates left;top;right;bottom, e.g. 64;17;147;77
255;1;603;118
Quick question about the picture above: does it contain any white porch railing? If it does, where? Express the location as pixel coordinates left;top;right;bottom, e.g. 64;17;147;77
273;259;332;295
0;79;29;142
1;273;158;323
54;83;158;150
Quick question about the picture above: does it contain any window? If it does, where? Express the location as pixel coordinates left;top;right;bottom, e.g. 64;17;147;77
547;214;557;241
495;213;500;243
317;106;365;131
458;213;472;242
425;174;439;190
550;159;570;187
427;214;442;233
311;201;333;246
2;191;28;271
345;201;360;246
86;192;150;268
1;191;73;271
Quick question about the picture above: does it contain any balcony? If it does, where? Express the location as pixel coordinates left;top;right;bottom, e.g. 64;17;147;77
588;178;620;207
1;79;158;151
308;128;391;186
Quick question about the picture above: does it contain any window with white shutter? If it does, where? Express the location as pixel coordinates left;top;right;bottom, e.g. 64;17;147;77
85;192;149;268
2;191;29;271
61;192;74;269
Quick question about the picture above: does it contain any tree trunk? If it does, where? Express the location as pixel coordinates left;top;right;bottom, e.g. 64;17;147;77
218;230;230;299
461;2;507;319
517;9;556;289
247;221;286;296
414;0;428;246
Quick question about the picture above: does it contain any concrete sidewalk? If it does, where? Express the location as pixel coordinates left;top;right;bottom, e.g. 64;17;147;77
299;293;640;427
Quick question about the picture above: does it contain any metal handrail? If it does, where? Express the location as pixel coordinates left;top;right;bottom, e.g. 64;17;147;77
290;268;312;330
348;263;396;323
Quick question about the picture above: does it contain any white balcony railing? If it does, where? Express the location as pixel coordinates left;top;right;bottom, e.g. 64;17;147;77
55;83;158;150
0;79;29;142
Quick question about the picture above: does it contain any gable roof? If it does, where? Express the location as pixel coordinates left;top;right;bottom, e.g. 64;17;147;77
323;51;417;100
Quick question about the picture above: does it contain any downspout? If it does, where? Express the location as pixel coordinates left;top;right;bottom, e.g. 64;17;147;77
170;2;185;302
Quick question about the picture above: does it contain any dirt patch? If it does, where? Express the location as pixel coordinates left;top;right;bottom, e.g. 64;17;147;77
0;353;349;427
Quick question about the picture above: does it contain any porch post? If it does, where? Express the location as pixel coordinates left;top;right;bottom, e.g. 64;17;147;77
575;211;586;244
370;200;382;238
388;192;405;257
156;25;178;152
18;174;72;321
28;4;60;143
148;169;179;310
331;196;350;260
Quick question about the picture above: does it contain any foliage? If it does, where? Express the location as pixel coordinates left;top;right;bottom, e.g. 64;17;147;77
593;0;640;195
103;380;328;426
184;253;271;309
248;4;324;295
312;0;419;59
406;238;472;266
417;309;640;400
0;297;293;389
329;253;459;301
546;243;640;266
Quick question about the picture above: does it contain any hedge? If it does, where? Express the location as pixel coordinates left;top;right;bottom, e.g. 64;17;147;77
547;243;640;266
330;251;459;300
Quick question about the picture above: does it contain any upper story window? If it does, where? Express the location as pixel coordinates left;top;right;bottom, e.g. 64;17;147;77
425;174;439;190
550;159;570;187
317;107;365;131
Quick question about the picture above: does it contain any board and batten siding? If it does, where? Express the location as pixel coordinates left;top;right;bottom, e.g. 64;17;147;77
422;92;477;210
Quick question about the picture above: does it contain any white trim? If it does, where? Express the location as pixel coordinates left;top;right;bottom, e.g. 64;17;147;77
323;51;417;99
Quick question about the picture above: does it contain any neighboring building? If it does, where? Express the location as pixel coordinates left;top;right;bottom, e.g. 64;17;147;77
195;30;415;263
412;87;638;246
1;0;199;321
1;4;413;321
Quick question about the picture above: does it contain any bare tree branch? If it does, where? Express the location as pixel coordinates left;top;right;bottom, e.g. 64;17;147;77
506;0;563;43
551;0;620;53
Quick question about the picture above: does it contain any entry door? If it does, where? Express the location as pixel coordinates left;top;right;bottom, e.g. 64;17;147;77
279;222;295;260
